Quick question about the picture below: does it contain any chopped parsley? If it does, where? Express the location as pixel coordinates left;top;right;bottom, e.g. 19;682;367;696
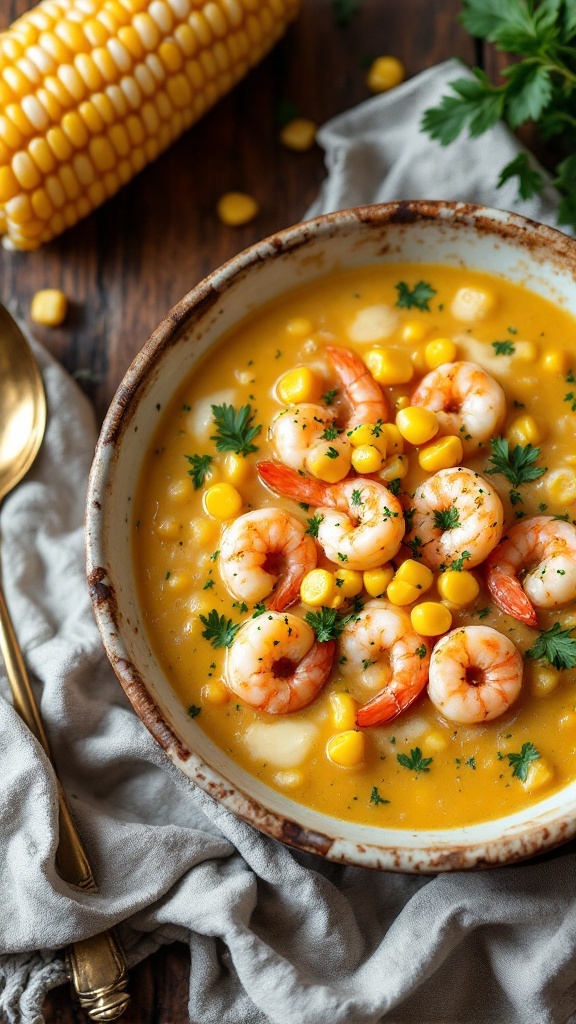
305;607;344;642
507;742;540;783
185;453;213;489
492;339;515;356
199;610;240;649
476;607;491;620
395;280;436;312
362;659;376;671
397;747;433;773
252;602;266;618
370;786;390;806
406;535;424;559
485;436;546;488
203;579;215;590
415;644;427;659
322;387;339;406
526;622;576;670
187;705;202;719
305;514;324;537
326;446;340;460
433;506;460;531
351;488;363;506
465;756;476;770
388;478;401;496
210;403;262;456
321;425;340;441
442;550;471;572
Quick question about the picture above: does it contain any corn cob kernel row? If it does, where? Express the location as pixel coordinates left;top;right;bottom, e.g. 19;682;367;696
0;0;300;249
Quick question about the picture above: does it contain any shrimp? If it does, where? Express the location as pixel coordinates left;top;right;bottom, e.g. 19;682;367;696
427;625;523;723
258;461;405;570
326;345;389;428
405;467;503;570
411;361;506;453
270;403;336;473
338;600;431;727
225;611;335;713
219;508;317;611
486;516;576;628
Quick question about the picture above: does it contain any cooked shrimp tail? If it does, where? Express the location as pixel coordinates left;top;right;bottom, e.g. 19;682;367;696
326;345;389;428
485;565;538;628
356;671;428;727
258;460;330;506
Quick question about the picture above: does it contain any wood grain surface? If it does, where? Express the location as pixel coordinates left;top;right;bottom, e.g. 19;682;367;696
0;0;481;1019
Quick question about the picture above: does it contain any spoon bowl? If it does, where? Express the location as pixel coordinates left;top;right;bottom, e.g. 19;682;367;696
0;306;46;503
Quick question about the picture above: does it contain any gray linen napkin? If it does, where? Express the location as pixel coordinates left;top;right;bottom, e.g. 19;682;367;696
2;57;576;1024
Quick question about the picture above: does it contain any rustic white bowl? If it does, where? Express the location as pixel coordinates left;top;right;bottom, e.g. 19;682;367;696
87;200;576;872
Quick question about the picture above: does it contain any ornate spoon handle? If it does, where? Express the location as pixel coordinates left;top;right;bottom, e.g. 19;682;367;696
0;582;130;1020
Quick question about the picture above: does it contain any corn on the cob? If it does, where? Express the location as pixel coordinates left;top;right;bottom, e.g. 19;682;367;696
0;0;300;249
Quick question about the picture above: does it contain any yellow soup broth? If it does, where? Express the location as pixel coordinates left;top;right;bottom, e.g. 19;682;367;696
134;263;576;830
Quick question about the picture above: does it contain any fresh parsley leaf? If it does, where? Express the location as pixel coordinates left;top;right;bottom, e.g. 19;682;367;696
304;607;344;642
397;747;433;774
351;488;363;506
321;425;339;441
415;643;427;659
421;70;505;145
395;280;437;311
305;514;324;537
406;535;424;559
326;446;340;460
185;453;213;489
465;756;476;770
188;704;202;718
210;403;262;456
199;610;240;649
492;339;515;356
443;550;471;572
370;786;390;806
433;506;460;531
526;622;576;670
322;387;339;406
485;436;547;487
507;741;540;782
362;658;376;671
252;602;266;618
498;153;544;200
477;607;491;620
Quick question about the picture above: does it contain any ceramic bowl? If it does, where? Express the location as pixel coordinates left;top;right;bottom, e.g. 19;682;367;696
87;199;576;872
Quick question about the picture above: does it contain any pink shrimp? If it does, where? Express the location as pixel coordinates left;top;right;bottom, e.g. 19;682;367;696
326;345;389;428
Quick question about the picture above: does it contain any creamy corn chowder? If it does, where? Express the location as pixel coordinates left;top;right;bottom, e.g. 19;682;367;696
134;263;576;830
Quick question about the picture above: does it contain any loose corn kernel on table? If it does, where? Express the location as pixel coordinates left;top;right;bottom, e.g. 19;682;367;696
0;0;514;1019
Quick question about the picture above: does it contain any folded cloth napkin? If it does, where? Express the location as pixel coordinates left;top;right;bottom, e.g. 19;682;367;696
2;57;576;1024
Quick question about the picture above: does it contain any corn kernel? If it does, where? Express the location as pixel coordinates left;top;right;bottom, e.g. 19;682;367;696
366;55;405;92
334;569;364;598
326;730;365;768
395;395;410;411
379;453;409;483
528;665;560;697
422;730;448;753
410;601;452;636
387;578;420;606
223;452;252;486
347;423;387;455
167;479;189;504
204;482;243;520
424;337;457;369
300;568;335;607
216;191;258;226
307;440;351;483
351;443;384;475
201;680;229;705
541;349;568;374
330;592;344;609
154;516;181;539
276;366;321;405
330;692;357;731
513;340;538;363
30;288;68;326
522;758;554;793
437;570;479;607
396;406;439;446
418;434;463;472
381;423;404;454
364;564;394;597
401;321;429;344
365;346;414;385
190;516;219;548
546;467;576;505
506;415;541;447
274;768;305;789
164;570;192;594
279;117;317;152
286;316;312;337
451;286;495;323
395;559;434;592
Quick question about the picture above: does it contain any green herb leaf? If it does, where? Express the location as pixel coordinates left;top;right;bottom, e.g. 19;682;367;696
321;425;340;441
492;339;515;356
485;436;547;487
397;747;433;774
199;610;240;649
507;741;540;782
322;387;339;406
304;607;344;642
188;704;202;718
370;786;390;806
433;506;460;531
442;550;471;572
210;403;262;456
526;622;576;669
415;643;427;659
421;70;505;145
395;280;437;311
498;153;544;200
305;514;324;537
185;453;213;488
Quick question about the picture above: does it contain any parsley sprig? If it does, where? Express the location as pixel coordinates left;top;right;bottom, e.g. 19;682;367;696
305;598;364;643
421;0;576;231
210;403;262;456
185;453;212;489
507;741;540;782
526;622;576;669
397;747;433;773
395;280;436;311
485;436;547;488
199;610;240;648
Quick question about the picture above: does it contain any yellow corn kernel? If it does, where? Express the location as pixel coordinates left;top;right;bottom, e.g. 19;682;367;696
326;730;365;768
424;337;457;369
274;768;305;789
381;423;404;454
396;406;439;446
189;515;219;548
528;665;561;697
330;692;357;732
541;349;568;374
451;286;495;323
286;316;312;337
204;481;243;520
513;340;538;363
223;452;252;486
164;570;192;594
307;440;351;483
366;55;405;92
364;564;394;598
401;320;429;344
347;423;387;455
418;434;463;472
506;415;541;447
395;559;434;592
365;346;414;386
379;453;409;483
351;444;384;475
276;366;320;405
422;730;448;753
387;578;420;606
154;515;181;539
330;592;344;610
522;758;554;793
167;479;189;504
437;570;479;607
546;467;576;505
334;569;364;598
300;568;335;607
216;191;259;226
0;166;19;202
279;117;317;151
395;395;410;411
30;287;68;326
201;680;229;705
410;601;452;636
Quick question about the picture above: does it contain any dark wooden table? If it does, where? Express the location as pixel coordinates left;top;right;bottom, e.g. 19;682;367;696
0;0;485;1019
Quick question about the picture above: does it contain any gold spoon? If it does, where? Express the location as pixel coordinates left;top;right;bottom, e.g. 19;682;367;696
0;305;130;1022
